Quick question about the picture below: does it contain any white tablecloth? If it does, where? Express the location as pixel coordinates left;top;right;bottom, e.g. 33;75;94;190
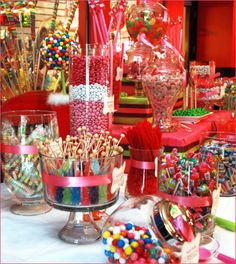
1;184;235;263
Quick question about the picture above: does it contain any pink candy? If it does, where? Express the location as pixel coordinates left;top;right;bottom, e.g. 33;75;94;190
70;100;109;135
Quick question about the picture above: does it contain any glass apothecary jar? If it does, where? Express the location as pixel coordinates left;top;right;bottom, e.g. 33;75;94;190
1;110;59;215
142;43;185;132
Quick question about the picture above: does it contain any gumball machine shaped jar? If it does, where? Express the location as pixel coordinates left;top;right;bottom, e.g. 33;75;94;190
142;43;185;132
126;0;169;47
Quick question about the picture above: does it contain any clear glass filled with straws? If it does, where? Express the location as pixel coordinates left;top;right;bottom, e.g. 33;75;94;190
1;110;59;215
39;129;124;244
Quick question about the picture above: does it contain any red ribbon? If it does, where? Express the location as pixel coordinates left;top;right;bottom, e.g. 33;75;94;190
118;108;152;114
157;191;212;207
1;144;38;155
42;173;111;187
130;159;155;170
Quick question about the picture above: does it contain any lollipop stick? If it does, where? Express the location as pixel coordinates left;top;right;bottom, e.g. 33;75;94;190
61;70;66;95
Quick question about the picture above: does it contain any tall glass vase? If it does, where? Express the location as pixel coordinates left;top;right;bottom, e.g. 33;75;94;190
142;43;185;132
69;44;113;135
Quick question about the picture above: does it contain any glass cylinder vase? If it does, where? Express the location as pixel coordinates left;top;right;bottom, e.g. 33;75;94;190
69;44;113;135
142;43;185;132
126;147;162;198
1;110;59;215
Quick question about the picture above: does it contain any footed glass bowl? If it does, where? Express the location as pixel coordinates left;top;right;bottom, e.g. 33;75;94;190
40;152;124;244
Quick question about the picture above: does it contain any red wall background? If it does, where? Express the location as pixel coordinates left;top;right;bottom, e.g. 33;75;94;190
196;1;235;68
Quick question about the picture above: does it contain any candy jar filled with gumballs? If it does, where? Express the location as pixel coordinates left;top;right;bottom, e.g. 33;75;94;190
102;196;201;264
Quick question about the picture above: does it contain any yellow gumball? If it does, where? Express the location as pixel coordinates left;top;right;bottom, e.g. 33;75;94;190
124;246;132;255
149;18;156;25
102;231;111;239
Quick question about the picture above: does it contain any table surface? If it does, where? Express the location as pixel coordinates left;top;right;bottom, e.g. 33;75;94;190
1;184;235;264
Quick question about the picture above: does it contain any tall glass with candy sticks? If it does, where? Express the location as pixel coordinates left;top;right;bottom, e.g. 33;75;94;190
125;120;162;197
1;110;59;215
69;44;113;135
39;127;124;244
159;149;219;238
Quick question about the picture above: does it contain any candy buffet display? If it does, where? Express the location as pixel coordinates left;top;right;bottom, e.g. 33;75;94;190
39;127;125;244
200;132;236;197
159;149;218;236
102;196;200;264
69;44;113;135
125;120;162;197
1;110;59;215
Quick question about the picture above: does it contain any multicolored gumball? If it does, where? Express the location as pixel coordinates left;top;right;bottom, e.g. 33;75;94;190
102;222;178;264
40;32;75;69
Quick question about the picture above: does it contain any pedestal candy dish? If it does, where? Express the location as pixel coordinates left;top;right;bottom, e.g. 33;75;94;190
39;128;125;244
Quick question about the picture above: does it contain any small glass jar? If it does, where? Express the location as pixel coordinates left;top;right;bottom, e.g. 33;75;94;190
126;1;169;46
1;110;59;215
102;195;195;264
126;147;162;198
126;41;153;82
69;44;113;135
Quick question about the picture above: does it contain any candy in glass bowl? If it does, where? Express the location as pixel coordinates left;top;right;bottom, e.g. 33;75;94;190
199;131;236;197
39;127;125;244
1;110;59;215
102;195;200;264
126;0;169;46
142;43;185;132
159;149;219;237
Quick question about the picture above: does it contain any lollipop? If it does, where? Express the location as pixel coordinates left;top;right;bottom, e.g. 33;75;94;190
40;32;75;70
